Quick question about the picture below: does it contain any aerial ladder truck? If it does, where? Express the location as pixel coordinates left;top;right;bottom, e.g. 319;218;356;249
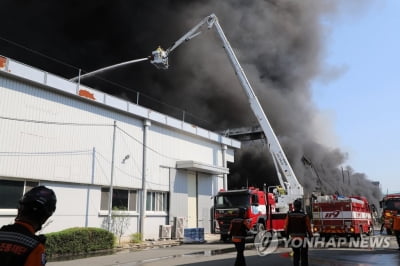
150;14;304;235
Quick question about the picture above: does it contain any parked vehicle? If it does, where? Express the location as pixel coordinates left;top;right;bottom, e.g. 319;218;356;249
379;193;400;235
312;195;374;238
213;187;286;241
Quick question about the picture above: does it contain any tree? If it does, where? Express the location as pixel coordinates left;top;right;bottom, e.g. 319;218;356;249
110;207;130;245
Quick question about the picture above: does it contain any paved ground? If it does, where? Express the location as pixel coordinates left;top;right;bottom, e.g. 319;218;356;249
137;248;400;266
47;232;400;266
47;245;400;266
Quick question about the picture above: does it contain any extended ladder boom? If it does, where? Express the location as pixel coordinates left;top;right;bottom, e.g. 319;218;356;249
151;14;303;209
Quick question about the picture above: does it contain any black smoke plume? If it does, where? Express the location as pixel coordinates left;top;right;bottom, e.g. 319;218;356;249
0;0;381;205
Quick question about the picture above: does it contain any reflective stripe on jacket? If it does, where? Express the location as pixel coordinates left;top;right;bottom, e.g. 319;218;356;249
229;218;250;242
0;222;46;266
285;211;312;239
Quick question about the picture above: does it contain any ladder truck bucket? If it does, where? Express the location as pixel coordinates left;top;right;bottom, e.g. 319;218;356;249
150;46;169;69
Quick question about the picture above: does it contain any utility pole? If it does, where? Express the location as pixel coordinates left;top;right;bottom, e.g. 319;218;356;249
139;119;151;238
107;121;117;231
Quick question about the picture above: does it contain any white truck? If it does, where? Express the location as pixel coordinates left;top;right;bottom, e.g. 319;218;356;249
150;13;303;214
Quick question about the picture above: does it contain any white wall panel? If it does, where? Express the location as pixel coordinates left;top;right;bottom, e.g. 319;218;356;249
169;169;188;226
197;173;214;232
7;60;44;84
148;123;219;166
182;123;197;134
216;175;224;192
148;110;166;124
36;182;101;233
128;103;148;117
0;78;144;188
105;94;128;111
196;127;209;139
146;166;170;191
144;216;168;240
166;116;182;130
208;131;219;142
46;74;76;94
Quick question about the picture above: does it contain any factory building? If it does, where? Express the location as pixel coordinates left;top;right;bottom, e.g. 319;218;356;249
0;55;240;240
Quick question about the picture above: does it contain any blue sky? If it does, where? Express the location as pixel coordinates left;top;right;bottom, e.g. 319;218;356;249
312;1;400;194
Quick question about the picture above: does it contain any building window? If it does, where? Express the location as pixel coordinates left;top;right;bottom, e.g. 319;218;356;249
100;188;137;211
0;180;39;209
113;189;128;210
100;188;109;210
129;190;137;211
146;191;168;212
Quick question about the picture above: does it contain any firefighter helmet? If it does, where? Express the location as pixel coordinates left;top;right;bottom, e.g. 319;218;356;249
19;186;57;223
293;199;302;210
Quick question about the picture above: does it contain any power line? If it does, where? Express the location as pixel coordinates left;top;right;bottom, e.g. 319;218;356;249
116;125;179;162
0;115;112;127
0;150;92;157
0;35;212;128
95;151;168;188
0;36;80;71
0;115;203;166
81;75;211;127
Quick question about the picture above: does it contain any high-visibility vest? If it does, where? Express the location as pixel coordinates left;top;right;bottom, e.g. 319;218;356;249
286;211;310;238
0;223;44;266
230;218;248;242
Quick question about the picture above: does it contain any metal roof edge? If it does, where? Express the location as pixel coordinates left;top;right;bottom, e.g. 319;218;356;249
0;55;241;149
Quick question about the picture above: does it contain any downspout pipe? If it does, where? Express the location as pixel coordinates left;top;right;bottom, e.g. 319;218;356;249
107;121;117;231
222;144;227;190
139;119;151;238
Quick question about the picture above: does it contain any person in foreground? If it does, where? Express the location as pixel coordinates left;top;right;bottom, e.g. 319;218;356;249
229;208;251;266
285;199;313;266
0;186;57;266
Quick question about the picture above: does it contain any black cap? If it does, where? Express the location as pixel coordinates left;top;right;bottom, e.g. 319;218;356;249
19;186;57;223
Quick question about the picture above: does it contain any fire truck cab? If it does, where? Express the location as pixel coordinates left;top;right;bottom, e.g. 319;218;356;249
380;193;400;235
213;187;285;241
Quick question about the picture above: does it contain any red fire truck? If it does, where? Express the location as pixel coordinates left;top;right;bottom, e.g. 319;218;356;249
312;195;374;238
213;187;287;241
379;193;400;235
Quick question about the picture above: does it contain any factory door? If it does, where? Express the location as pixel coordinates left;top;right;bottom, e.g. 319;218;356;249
187;171;197;228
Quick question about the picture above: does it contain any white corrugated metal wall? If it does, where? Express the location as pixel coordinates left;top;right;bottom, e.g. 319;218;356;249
0;57;239;239
0;77;145;187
